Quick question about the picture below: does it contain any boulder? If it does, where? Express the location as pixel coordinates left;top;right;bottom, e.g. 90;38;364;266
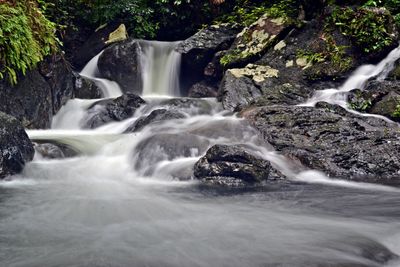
0;70;52;129
0;112;34;179
176;24;240;92
83;94;145;129
242;103;400;184
73;73;103;99
188;82;218;98
124;109;185;133
97;39;142;94
347;80;400;122
220;14;293;69
158;98;214;115
73;23;128;69
34;142;78;159
194;144;271;187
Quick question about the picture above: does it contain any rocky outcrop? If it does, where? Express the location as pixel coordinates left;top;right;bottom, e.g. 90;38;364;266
97;39;142;94
73;23;128;69
0;112;34;179
242;103;400;184
124;109;185;133
194;144;271;187
73;74;103;99
348;80;400;122
176;24;240;93
220;14;293;69
84;94;145;129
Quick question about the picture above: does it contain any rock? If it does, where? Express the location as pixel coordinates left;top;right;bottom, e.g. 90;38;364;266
0;69;52;129
188;82;218;98
73;73;103;99
133;133;209;177
97;38;142;94
220;14;293;69
84;94;145;129
73;23;126;69
194;144;271;186
347;80;400;122
124;109;185;133
242;103;400;184
158;98;214;115
204;50;227;82
0;112;34;179
34;142;78;159
387;59;400;81
176;24;240;93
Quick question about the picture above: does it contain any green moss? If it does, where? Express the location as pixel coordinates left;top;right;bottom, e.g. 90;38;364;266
220;49;245;67
348;91;372;112
0;0;59;85
392;103;400;117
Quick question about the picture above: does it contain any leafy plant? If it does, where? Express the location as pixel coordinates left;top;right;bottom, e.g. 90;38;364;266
0;0;59;84
392;103;400;117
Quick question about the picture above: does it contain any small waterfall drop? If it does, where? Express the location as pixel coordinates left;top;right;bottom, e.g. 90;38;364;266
80;52;123;98
301;45;400;107
139;41;182;96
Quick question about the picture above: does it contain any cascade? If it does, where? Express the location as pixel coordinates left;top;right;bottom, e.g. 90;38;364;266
1;41;400;267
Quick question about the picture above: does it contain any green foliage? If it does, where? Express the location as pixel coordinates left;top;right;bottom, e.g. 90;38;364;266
392;103;400;117
297;50;326;64
327;6;394;53
0;0;59;84
348;92;372;111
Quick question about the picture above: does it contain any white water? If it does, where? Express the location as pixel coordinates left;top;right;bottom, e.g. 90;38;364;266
301;45;400;107
139;40;182;96
1;43;400;267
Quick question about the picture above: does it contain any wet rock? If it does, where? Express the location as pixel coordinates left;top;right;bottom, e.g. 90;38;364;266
34;142;78;159
188;82;218;98
176;24;240;92
0;69;52;129
133;133;209;177
242;103;400;184
194;144;271;186
158;98;214;115
73;23;127;69
97;39;142;94
221;14;293;69
73;74;103;99
124;109;185;133
84;94;145;129
0;112;34;179
348;80;400;122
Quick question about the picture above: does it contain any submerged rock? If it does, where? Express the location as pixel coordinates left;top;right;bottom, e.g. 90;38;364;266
97;39;142;94
243;103;400;184
188;82;218;98
124;109;185;133
84;94;145;129
0;112;34;179
34;142;78;159
194;144;271;186
158;98;214;115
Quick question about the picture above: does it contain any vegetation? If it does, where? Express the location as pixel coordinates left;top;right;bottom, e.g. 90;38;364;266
0;0;59;84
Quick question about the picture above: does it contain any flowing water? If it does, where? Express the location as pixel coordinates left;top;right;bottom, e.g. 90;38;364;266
1;42;400;267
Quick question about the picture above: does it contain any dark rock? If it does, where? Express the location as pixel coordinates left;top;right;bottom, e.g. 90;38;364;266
347;80;400;122
133;133;209;177
73;73;103;99
188;82;218;98
204;50;226;82
73;23;127;69
0;70;52;129
0;112;34;179
176;24;240;93
242;103;400;184
97;39;142;94
194;144;271;186
158;98;214;115
84;94;145;129
124;109;185;133
34;142;78;159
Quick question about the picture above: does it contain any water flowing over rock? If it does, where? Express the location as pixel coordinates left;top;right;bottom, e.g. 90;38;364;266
0;112;34;179
73;74;103;99
97;39;142;94
243;103;400;184
124;109;185;133
84;94;145;129
194;144;271;187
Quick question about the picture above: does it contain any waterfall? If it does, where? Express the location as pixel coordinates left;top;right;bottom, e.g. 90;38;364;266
139;40;182;96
